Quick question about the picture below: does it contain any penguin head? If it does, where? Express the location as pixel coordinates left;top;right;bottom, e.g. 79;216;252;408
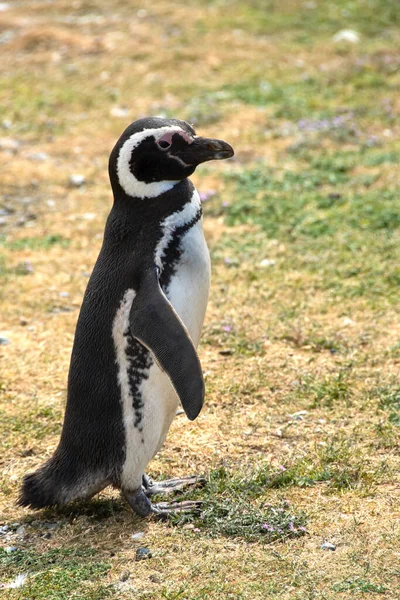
109;117;234;199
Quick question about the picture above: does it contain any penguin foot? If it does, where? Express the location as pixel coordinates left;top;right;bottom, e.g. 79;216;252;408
124;488;203;519
142;474;205;497
152;500;203;519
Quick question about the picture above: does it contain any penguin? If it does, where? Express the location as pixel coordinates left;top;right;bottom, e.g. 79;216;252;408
19;117;234;517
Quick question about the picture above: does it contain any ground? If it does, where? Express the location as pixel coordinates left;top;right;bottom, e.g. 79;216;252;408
0;0;399;598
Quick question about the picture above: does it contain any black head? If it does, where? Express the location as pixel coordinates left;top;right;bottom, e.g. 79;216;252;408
109;117;234;199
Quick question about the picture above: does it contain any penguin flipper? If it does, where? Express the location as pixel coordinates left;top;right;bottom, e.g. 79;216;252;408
129;267;204;421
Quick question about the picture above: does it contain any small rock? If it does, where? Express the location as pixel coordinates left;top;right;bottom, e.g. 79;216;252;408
0;336;10;345
16;525;26;539
219;349;233;356
43;523;57;530
11;523;20;528
0;137;20;151
290;410;308;420
131;531;144;540
149;573;162;583
119;570;130;582
59;291;69;298
135;547;152;561
20;448;34;457
321;542;336;551
68;174;86;187
0;525;9;535
333;29;360;44
259;258;276;268
183;523;195;530
4;546;18;554
0;206;14;216
20;318;28;326
110;106;130;118
342;317;355;327
26;152;49;161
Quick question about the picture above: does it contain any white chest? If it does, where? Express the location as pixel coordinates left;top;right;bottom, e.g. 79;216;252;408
114;189;211;490
166;219;211;347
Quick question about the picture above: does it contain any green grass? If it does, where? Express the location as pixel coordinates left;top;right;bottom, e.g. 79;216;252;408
170;467;308;542
0;406;62;452
206;143;400;306
332;577;388;594
196;0;400;37
0;235;70;251
0;547;111;599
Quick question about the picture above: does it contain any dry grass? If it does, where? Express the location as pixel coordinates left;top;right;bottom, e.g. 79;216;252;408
1;0;400;598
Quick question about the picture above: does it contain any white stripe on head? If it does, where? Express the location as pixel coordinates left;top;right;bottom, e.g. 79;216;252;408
116;126;185;199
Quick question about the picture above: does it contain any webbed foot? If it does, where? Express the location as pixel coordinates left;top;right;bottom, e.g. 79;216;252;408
124;488;203;519
141;474;205;497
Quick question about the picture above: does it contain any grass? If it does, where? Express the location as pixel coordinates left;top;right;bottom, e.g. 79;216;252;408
0;235;70;251
0;547;112;599
0;0;399;598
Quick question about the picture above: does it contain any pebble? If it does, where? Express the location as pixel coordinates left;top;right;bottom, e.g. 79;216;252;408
26;152;49;161
0;525;9;534
332;29;360;43
110;106;130;118
0;137;19;151
135;547;152;561
131;531;144;540
149;573;163;583
16;525;26;539
321;542;336;551
290;410;308;420
259;258;276;268
119;570;130;582
4;546;18;554
69;174;86;187
0;336;10;345
0;206;13;216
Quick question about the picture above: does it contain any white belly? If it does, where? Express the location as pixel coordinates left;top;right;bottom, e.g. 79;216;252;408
119;216;210;491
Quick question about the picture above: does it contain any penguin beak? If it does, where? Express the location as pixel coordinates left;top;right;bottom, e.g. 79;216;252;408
176;136;234;166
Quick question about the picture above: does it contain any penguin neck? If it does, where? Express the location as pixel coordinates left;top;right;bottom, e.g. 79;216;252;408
111;179;196;223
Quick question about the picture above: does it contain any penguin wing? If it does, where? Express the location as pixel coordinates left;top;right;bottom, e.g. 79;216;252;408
129;267;204;421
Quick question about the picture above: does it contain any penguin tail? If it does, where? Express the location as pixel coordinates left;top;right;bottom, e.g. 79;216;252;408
18;452;109;509
18;461;63;509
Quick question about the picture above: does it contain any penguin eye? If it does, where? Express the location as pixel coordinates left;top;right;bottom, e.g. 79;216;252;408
157;140;171;150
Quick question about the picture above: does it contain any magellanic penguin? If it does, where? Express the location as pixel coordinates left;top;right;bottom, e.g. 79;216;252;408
19;117;234;517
